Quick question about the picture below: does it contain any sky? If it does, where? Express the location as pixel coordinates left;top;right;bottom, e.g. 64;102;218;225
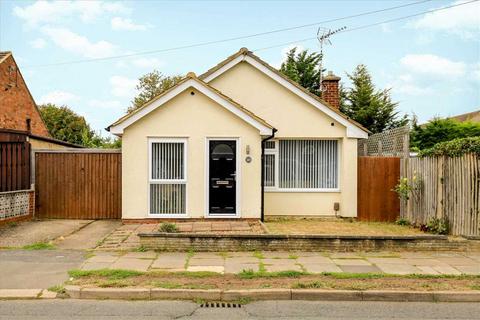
1;0;479;135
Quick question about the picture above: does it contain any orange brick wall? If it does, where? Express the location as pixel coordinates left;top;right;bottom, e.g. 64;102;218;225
0;55;50;137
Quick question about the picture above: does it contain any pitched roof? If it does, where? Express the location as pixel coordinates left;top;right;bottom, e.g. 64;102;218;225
108;72;274;136
0;51;12;64
448;109;480;123
199;48;370;137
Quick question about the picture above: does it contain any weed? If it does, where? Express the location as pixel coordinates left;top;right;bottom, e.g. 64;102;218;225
395;217;411;226
7;222;18;228
47;285;65;294
22;242;55;250
97;280;132;288
135;245;147;252
292;281;326;289
470;285;480;290
217;252;229;259
184;248;195;269
237;269;307;279
236;297;252;305
151;281;182;289
68;269;144;280
159;223;178;233
288;254;298;260
253;251;264;259
321;272;387;279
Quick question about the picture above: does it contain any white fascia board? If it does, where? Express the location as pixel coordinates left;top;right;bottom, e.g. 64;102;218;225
203;55;368;139
109;79;272;136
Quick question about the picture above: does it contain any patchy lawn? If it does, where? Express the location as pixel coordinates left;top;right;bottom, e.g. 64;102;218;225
67;269;480;292
264;219;424;236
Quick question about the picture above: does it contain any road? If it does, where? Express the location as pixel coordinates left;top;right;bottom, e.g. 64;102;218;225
0;300;478;319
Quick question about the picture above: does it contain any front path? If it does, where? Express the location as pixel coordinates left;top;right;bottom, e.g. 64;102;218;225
81;250;480;275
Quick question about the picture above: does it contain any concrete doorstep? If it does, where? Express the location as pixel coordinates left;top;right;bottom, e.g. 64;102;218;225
61;286;480;303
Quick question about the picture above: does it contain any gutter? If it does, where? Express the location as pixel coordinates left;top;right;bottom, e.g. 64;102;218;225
260;128;277;222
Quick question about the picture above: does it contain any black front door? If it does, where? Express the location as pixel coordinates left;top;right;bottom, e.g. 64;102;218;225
209;140;236;215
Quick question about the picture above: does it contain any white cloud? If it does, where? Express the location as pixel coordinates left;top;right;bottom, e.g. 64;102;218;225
412;1;480;40
88;99;123;109
30;38;46;49
41;26;117;59
110;75;137;98
111;17;149;31
380;23;391;33
13;0;130;27
400;54;466;77
131;57;164;68
38;90;79;105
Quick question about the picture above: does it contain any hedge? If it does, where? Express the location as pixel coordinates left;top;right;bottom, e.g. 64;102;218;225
418;136;480;157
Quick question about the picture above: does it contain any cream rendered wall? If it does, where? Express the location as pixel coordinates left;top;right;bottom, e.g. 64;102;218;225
209;62;358;217
122;88;262;219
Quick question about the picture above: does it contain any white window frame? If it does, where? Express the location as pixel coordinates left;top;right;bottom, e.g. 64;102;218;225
148;137;188;218
264;140;279;191
264;139;341;193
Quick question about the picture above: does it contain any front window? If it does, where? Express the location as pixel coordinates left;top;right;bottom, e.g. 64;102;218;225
149;138;187;215
264;140;339;190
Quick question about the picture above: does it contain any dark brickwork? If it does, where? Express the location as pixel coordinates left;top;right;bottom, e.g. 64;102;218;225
0;54;50;137
321;71;341;109
139;233;480;252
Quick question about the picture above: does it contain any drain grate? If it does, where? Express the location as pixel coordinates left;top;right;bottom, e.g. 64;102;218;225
200;302;242;308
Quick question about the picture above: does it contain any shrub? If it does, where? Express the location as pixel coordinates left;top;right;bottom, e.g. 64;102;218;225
425;217;449;235
410;118;480;150
393;175;422;201
159;222;178;233
418;136;480;157
395;217;411;226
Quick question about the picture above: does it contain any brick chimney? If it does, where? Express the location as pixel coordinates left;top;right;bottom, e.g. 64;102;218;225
321;71;341;109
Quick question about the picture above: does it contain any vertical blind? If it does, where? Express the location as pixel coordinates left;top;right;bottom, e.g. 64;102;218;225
151;142;184;180
150;141;186;215
264;154;275;187
278;140;338;189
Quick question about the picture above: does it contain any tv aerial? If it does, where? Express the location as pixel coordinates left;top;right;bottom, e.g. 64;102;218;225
317;26;346;91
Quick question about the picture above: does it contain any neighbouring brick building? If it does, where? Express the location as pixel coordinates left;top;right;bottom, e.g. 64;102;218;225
0;51;80;149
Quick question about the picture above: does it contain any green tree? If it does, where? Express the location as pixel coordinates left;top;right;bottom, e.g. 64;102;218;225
39;103;94;145
39;103;121;148
129;70;183;113
410;117;480;150
280;47;322;96
340;64;408;134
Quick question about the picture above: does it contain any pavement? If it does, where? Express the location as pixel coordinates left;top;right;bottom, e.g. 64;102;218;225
0;300;479;319
0;250;85;289
81;250;480;275
0;219;92;248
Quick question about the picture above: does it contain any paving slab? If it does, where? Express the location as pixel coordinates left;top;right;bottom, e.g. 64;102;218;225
262;258;297;265
189;258;224;266
224;262;259;273
332;259;371;266
122;251;157;259
297;256;334;264
453;265;480;275
0;289;42;299
262;251;294;258
436;257;479;265
404;258;446;266
339;265;383;273
192;252;223;259
225;256;259;264
86;255;119;263
301;263;342;273
81;262;113;270
375;263;422;275
367;258;408;265
264;262;302;272
433;265;462;275
110;258;152;272
150;253;186;270
329;253;364;259
416;266;440;275
186;266;224;273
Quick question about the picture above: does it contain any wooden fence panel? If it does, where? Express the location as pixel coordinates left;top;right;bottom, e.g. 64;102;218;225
358;156;400;222
35;151;121;219
400;154;480;236
0;142;30;192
